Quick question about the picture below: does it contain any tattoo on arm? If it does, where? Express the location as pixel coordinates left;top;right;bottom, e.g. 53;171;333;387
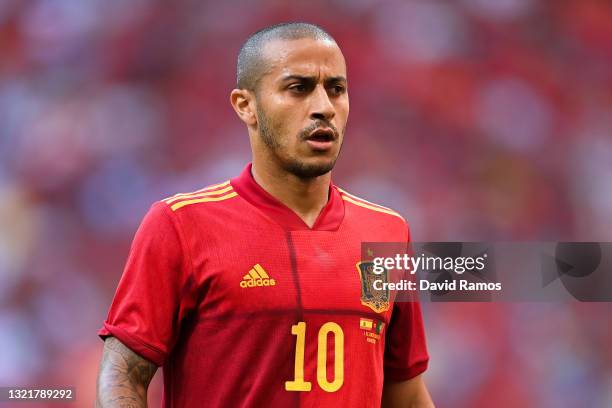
96;337;158;408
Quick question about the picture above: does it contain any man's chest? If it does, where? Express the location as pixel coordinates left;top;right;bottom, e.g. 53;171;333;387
192;226;370;317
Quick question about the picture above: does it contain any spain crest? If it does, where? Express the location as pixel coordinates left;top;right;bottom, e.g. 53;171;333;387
356;261;390;313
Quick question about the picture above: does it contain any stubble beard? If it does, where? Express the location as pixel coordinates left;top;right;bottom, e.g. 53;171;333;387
256;105;343;180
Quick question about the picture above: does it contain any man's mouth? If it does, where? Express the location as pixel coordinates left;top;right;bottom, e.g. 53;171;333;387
306;128;336;142
304;127;337;152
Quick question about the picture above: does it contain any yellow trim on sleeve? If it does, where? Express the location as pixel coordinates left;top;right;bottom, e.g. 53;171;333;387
163;180;231;203
337;188;397;213
170;191;238;211
165;185;233;204
340;194;404;220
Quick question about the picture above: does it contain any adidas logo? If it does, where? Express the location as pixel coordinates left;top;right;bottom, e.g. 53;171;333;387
240;264;276;288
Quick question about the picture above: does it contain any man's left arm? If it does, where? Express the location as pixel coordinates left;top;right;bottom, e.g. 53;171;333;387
382;221;433;407
382;374;435;408
382;296;432;407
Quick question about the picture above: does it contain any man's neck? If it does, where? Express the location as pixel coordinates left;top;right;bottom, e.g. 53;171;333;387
251;160;331;228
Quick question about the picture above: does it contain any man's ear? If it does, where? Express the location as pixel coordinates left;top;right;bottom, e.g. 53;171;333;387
230;89;257;127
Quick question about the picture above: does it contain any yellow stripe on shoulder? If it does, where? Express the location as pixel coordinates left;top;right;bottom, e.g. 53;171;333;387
165;185;233;205
162;180;231;204
338;188;405;221
169;191;238;211
337;187;397;211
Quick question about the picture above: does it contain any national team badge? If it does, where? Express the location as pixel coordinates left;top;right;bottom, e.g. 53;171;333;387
356;261;390;313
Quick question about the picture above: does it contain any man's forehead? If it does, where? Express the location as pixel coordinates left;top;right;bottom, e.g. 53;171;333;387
261;38;346;78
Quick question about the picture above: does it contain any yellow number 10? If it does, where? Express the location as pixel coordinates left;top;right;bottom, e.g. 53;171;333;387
285;321;344;393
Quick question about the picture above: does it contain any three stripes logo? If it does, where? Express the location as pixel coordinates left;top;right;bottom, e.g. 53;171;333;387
240;264;276;288
163;180;237;212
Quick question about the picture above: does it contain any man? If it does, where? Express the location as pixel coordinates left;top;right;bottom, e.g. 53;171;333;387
96;22;434;408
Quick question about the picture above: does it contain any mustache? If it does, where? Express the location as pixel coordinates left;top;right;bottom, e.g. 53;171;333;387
299;120;339;140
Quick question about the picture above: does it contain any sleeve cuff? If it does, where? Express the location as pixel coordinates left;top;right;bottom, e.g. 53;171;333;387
98;322;167;366
384;359;429;382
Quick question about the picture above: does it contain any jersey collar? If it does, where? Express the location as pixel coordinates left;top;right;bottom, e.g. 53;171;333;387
231;163;345;231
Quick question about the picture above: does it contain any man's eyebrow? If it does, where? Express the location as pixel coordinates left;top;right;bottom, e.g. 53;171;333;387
325;76;347;84
280;74;347;83
280;74;316;83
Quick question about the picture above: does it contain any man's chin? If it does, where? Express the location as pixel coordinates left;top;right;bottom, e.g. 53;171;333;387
283;158;337;179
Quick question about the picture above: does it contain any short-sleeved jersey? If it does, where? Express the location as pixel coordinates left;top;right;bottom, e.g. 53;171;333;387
99;163;428;408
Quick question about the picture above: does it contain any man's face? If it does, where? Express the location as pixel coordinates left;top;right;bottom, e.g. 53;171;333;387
253;37;349;179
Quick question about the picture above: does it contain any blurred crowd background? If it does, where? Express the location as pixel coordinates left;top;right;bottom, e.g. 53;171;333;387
1;0;612;407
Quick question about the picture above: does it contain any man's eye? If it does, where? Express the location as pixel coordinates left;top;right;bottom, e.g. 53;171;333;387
330;85;346;95
289;84;306;92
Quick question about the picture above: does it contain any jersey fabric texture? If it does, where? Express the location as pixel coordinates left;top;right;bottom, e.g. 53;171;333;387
99;163;429;408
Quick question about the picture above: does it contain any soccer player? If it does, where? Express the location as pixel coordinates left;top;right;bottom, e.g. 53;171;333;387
96;22;433;408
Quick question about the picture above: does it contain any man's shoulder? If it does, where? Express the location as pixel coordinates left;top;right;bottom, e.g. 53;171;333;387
158;180;240;213
335;186;407;227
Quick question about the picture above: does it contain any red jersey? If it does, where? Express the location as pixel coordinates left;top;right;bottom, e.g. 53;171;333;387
99;163;429;408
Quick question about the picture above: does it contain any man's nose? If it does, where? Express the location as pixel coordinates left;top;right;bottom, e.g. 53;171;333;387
310;85;335;121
